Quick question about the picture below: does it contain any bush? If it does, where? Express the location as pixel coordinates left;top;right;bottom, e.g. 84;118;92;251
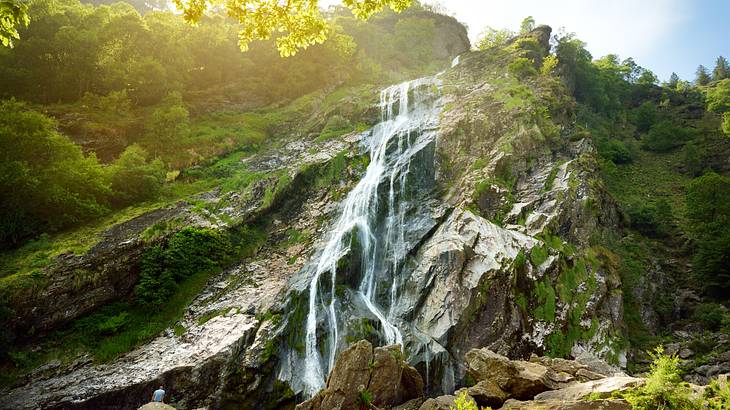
686;172;730;295
642;121;693;152
620;347;697;409
0;99;111;248
450;390;483;410
109;145;166;207
633;101;657;133
599;139;633;164
692;303;728;331
135;227;231;306
625;200;671;237
508;57;538;79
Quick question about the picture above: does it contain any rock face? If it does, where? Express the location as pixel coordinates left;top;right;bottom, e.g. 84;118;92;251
5;25;629;410
435;347;638;410
296;340;424;410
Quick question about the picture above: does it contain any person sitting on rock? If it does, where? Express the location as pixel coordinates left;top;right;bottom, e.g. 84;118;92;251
151;386;166;403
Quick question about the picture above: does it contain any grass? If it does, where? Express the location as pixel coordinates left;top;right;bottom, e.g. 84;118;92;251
600;146;692;232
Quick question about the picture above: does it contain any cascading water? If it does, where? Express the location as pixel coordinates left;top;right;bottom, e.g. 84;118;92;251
296;74;445;396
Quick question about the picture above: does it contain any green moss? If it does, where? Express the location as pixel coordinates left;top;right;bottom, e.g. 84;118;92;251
530;244;549;267
533;280;556;322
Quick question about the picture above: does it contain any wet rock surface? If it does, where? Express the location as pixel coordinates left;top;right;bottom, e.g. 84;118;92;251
296;340;424;410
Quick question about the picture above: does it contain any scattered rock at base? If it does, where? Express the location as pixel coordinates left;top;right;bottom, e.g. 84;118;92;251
296;340;424;410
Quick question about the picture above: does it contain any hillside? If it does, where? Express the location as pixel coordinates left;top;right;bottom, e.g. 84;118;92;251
1;2;730;410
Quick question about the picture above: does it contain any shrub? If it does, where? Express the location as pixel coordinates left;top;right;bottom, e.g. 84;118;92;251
0;99;111;248
633;101;657;133
508;57;538;79
450;390;484;410
625;200;672;237
620;347;697;409
109;145;166;207
599;139;633;164
135;228;231;306
692;303;728;331
642;121;693;152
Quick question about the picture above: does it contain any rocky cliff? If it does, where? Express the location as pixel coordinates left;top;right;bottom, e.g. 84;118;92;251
2;27;634;409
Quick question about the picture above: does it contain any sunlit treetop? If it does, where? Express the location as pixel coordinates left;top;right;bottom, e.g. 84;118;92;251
171;0;412;56
0;0;30;47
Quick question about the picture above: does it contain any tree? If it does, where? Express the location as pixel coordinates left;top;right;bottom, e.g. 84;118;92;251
0;0;29;47
686;172;730;295
696;65;711;86
0;99;110;247
476;26;513;50
173;0;412;56
707;79;730;113
520;16;535;34
143;92;189;157
712;56;730;81
667;72;679;89
723;112;730;136
642;121;692;152
634;101;657;133
108;144;166;207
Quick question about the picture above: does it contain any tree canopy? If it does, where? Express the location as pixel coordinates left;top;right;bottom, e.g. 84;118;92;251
0;0;29;47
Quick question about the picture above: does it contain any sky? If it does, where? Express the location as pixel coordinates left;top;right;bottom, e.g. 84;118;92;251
325;0;730;82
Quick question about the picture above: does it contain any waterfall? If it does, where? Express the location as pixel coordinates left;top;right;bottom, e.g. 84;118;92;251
299;75;443;397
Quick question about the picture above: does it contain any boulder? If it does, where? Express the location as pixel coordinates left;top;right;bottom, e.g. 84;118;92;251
400;364;426;401
509;360;553;399
418;395;456;410
464;348;518;389
297;340;426;410
467;379;507;408
501;398;631;409
370;345;405;407
320;340;373;410
534;376;644;401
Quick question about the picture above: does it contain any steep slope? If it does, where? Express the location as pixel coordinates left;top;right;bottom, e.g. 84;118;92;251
2;26;632;409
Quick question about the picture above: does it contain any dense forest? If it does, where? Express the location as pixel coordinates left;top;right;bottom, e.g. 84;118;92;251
1;1;730;409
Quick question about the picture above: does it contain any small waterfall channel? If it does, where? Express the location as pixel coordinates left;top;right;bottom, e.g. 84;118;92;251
280;69;451;396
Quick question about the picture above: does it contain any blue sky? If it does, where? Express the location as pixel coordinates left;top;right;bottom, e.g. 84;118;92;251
423;0;730;82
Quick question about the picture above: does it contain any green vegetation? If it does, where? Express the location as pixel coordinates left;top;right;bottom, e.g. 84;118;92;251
450;390;485;410
136;227;231;306
617;347;697;409
356;387;374;409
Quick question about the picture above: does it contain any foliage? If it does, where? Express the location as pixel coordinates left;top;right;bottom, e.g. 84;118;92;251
620;347;697;409
356;387;374;409
633;101;657;133
508;57;537;78
598;139;632;164
519;16;535;34
108;145;166;207
708;79;730;113
692;303;729;332
642;121;693;152
173;0;411;56
685;172;730;295
624;199;672;237
713;56;730;81
696;65;711;86
135;227;231;306
723;112;730;136
0;0;29;47
704;378;730;409
450;390;484;410
476;26;513;50
0;99;111;248
143;92;189;155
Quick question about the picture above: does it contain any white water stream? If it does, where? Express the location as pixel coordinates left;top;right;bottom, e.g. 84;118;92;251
301;75;444;395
